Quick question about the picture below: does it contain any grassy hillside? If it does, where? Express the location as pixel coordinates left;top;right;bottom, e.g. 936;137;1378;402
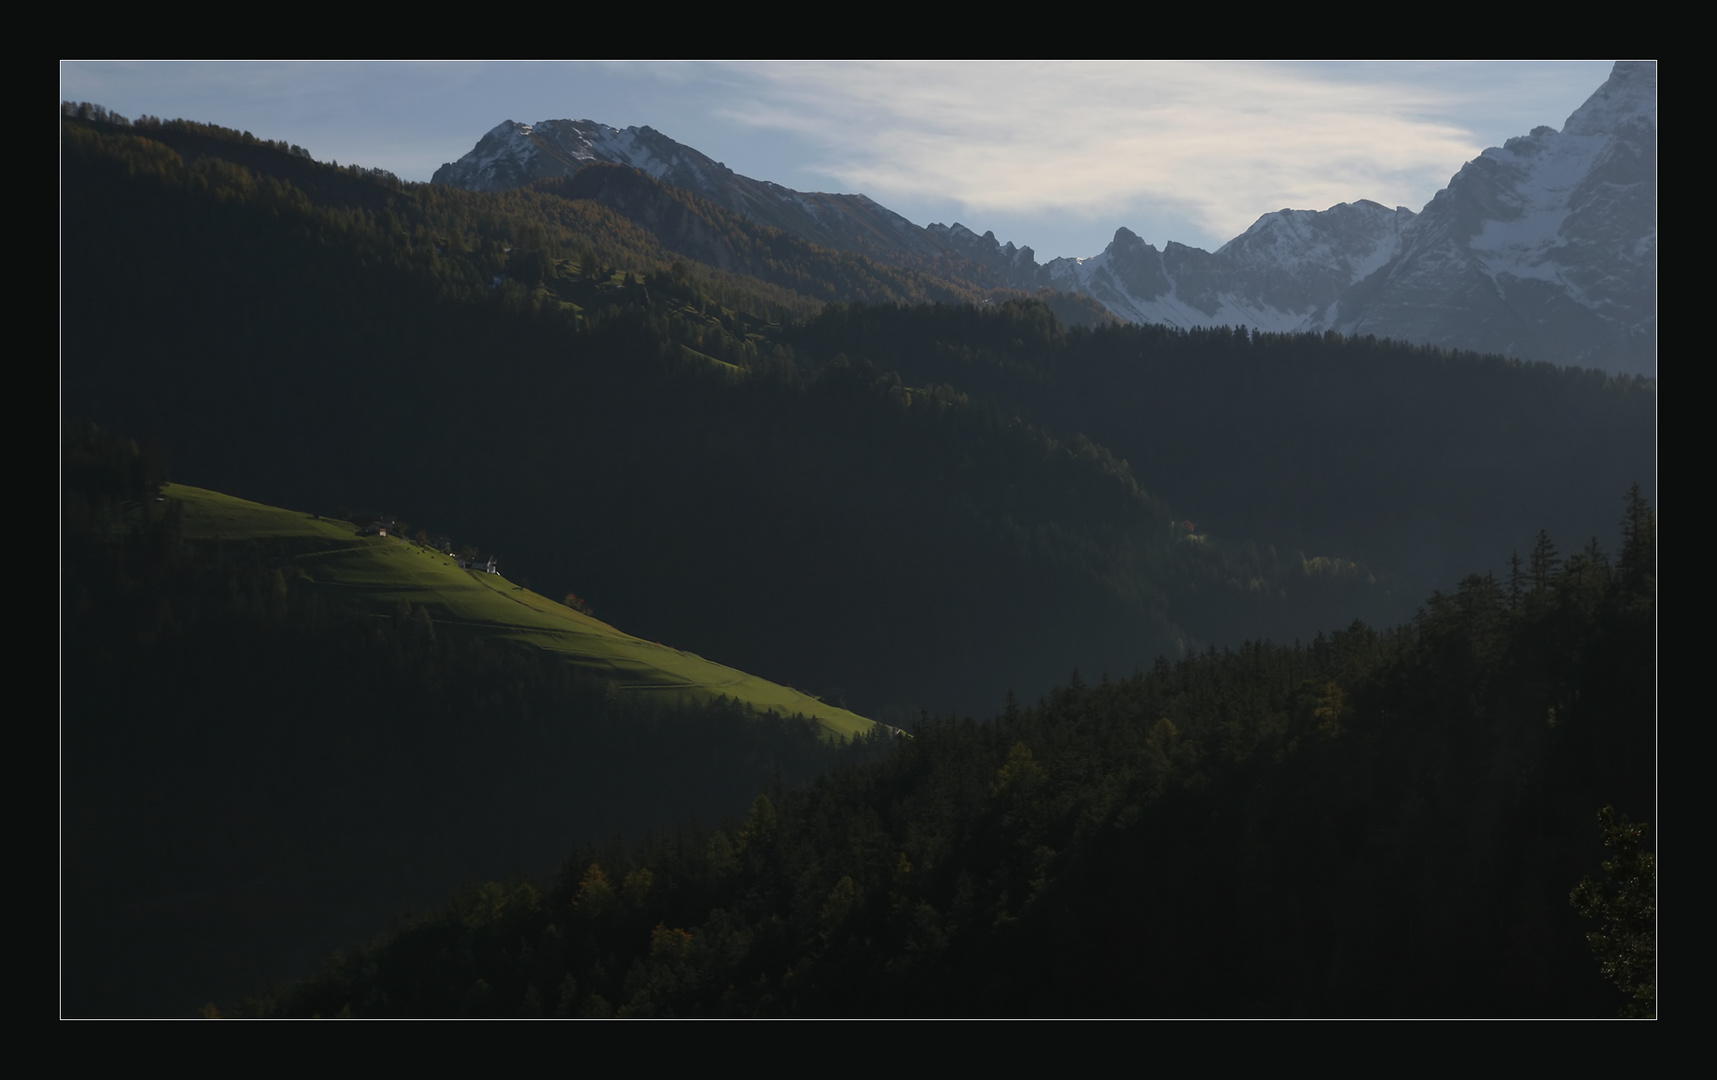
63;446;890;1016
169;484;872;739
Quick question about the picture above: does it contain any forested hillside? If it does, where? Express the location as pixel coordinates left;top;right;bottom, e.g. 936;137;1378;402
250;492;1655;1017
785;303;1656;590
63;113;1435;715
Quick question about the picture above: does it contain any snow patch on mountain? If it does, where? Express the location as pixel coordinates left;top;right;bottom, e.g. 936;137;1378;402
1327;61;1655;374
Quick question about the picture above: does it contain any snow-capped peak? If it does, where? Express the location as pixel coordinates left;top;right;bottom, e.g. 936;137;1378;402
1562;60;1657;138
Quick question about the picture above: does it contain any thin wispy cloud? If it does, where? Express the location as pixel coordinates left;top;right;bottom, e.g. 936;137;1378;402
713;62;1503;243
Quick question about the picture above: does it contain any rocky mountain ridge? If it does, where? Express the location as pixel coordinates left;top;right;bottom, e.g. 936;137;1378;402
434;62;1655;374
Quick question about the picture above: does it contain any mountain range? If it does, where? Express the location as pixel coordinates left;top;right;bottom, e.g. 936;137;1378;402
435;61;1656;376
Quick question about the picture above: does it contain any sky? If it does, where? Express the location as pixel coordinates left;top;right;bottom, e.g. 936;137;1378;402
59;61;1622;260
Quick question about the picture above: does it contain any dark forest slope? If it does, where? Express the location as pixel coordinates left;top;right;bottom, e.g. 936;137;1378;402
254;493;1656;1017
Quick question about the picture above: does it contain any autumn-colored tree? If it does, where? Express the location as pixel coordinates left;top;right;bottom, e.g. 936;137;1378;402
1571;807;1655;1017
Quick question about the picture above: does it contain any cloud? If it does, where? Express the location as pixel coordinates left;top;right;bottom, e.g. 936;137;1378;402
710;62;1504;242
